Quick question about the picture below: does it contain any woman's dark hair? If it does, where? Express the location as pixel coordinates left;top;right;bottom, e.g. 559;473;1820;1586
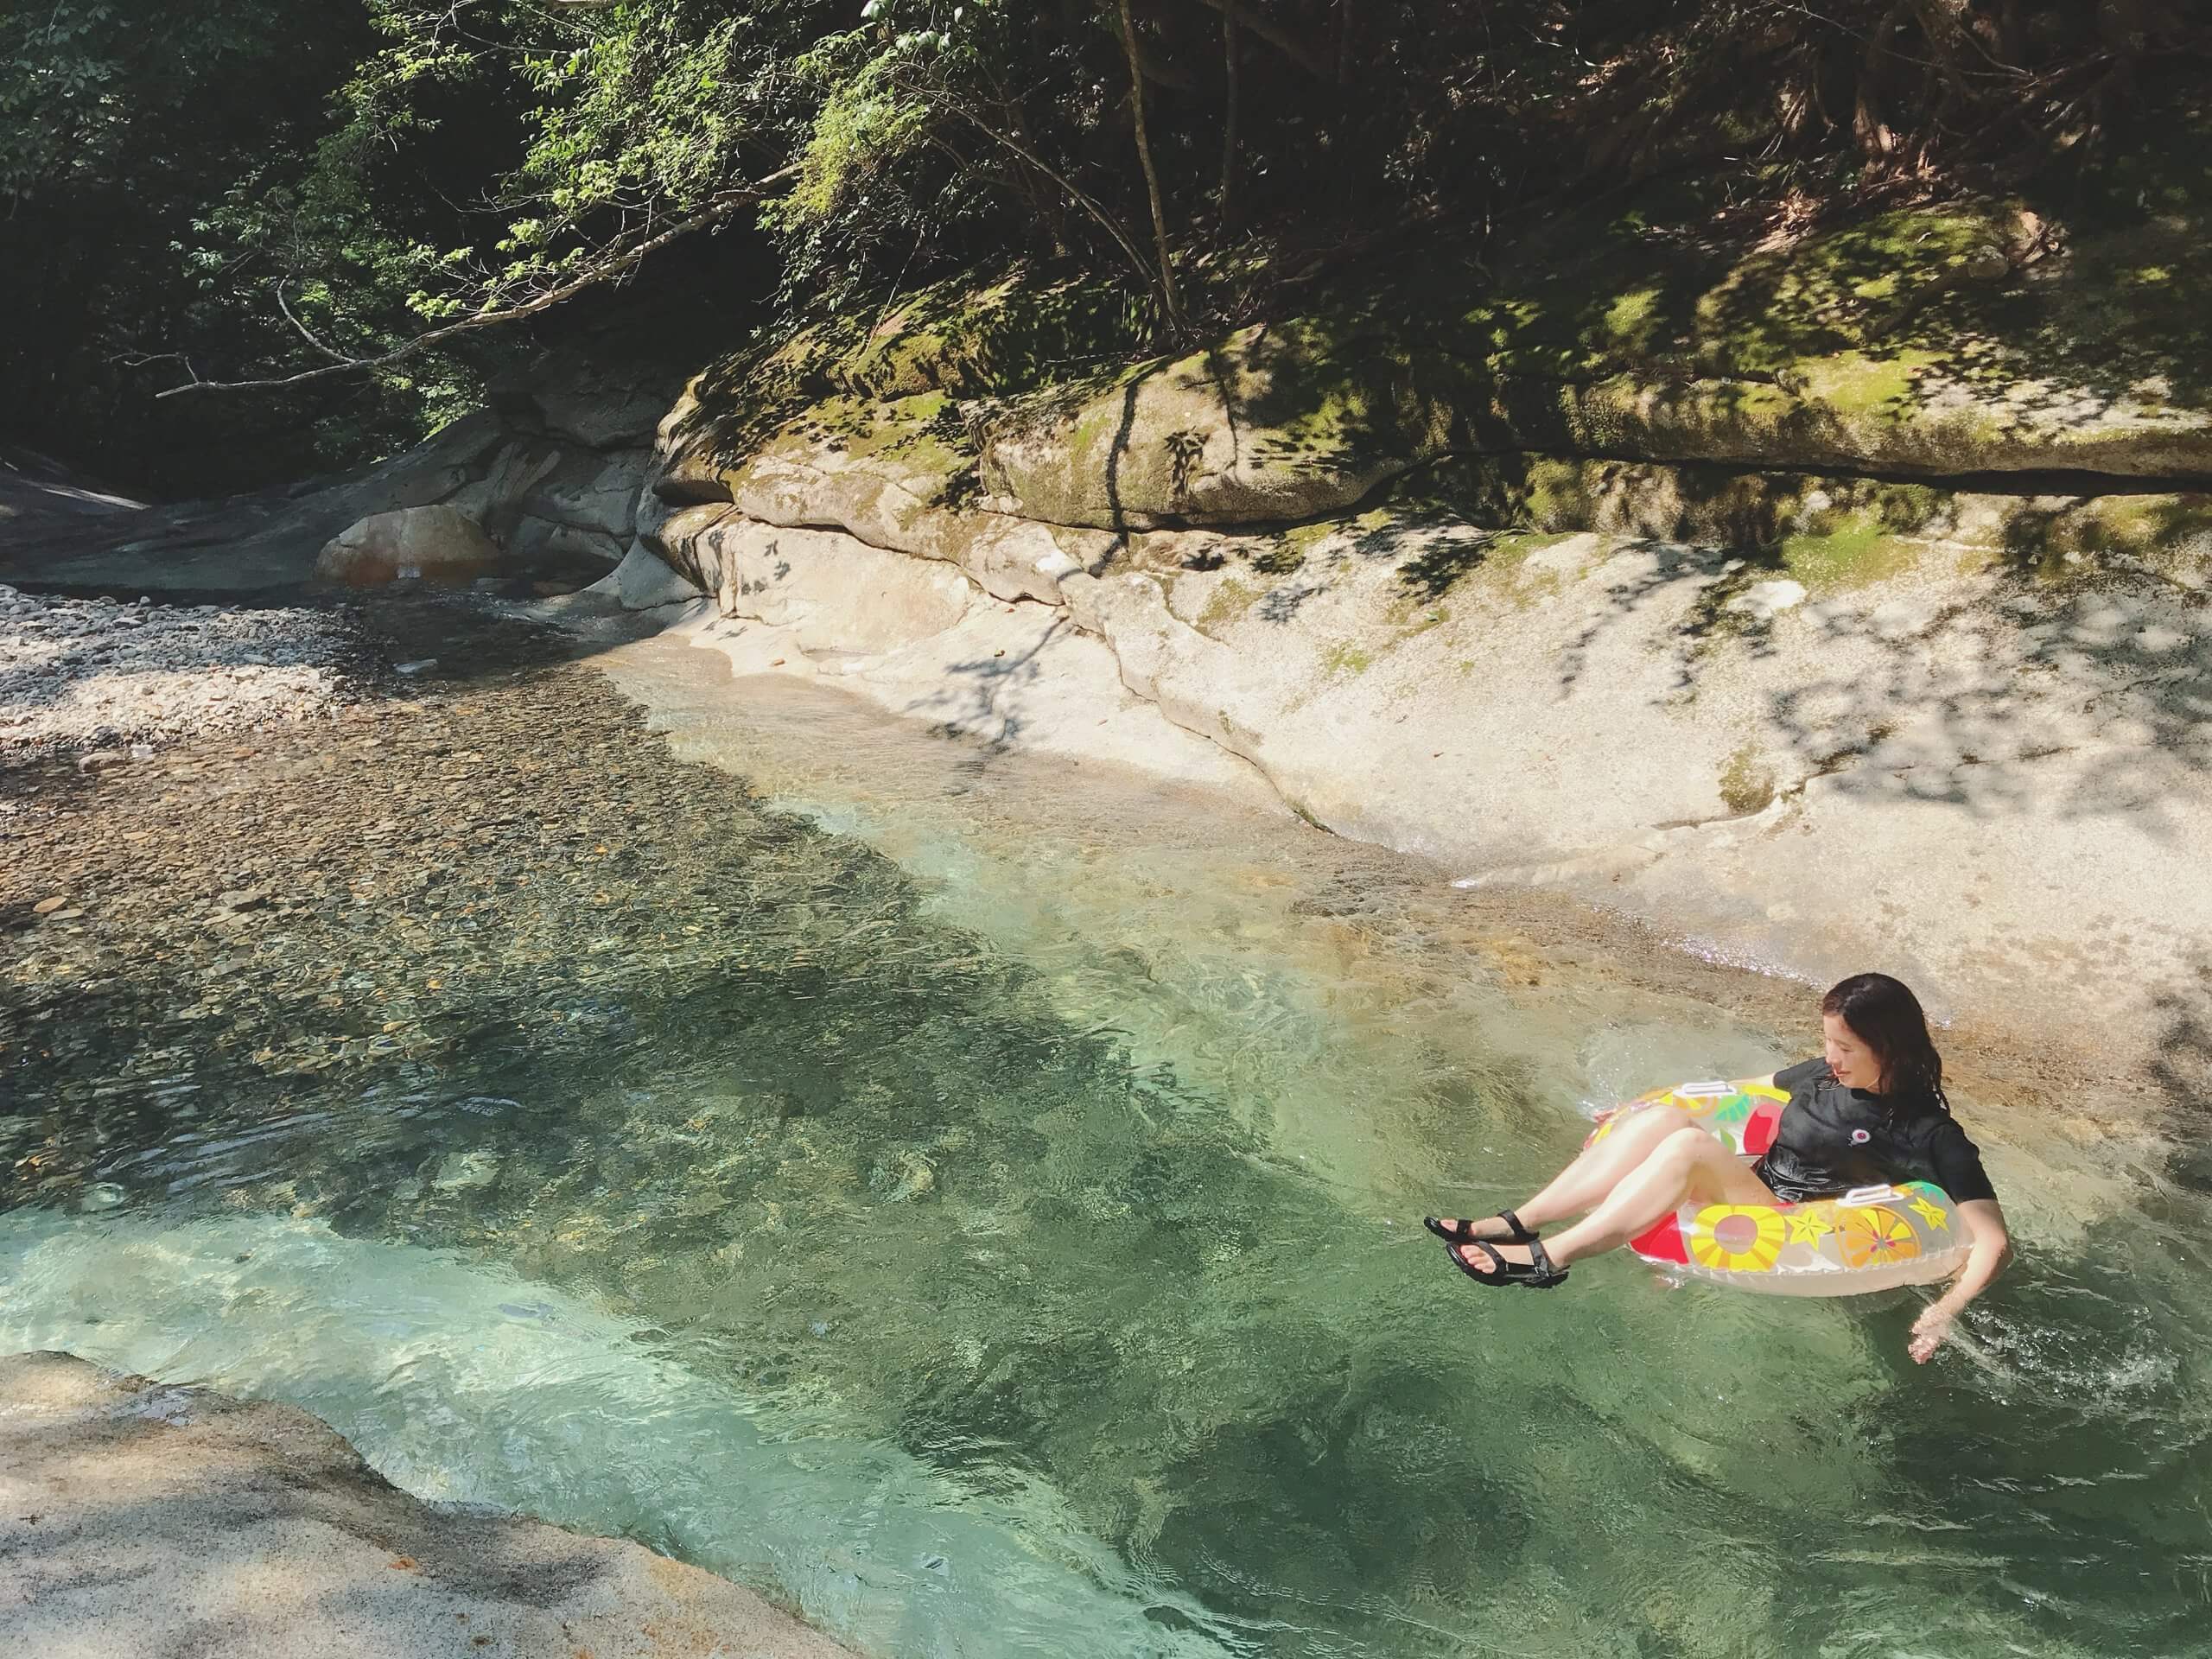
1822;972;1947;1107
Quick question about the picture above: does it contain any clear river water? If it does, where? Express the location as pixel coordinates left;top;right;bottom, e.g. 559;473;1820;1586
4;630;2209;1658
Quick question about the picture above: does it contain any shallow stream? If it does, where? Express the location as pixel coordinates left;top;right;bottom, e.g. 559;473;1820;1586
3;624;2208;1658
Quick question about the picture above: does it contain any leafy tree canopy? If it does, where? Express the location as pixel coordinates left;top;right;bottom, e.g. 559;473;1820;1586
2;0;2199;491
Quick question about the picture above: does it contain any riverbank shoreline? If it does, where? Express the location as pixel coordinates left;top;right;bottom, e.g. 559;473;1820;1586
634;587;2195;1142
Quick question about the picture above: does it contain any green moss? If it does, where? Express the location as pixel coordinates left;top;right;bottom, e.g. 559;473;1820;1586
1322;642;1374;678
840;271;1152;402
1601;287;1665;356
1486;532;1586;607
1196;575;1259;637
1807;349;1938;420
1861;480;1950;534
1485;531;1562;575
1693;207;2003;374
1718;743;1776;816
1248;519;1326;575
1778;522;1916;589
763;391;973;490
1997;492;2212;586
2072;493;2212;553
1380;579;1451;633
1071;400;1116;455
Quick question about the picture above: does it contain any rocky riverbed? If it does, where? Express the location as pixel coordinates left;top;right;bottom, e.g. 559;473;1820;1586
0;582;365;760
0;591;776;1189
0;579;2162;1208
0;589;887;1655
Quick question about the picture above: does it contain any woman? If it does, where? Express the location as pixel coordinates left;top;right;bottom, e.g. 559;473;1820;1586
1427;973;2012;1362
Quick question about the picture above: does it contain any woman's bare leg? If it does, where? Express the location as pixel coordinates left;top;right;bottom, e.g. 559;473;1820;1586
1454;1127;1777;1274
1432;1105;1707;1239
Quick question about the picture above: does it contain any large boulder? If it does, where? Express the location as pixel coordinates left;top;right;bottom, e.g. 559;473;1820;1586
0;1351;857;1659
314;505;503;587
521;448;647;538
693;517;975;652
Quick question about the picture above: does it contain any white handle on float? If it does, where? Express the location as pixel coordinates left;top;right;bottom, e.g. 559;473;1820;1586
1839;1184;1899;1206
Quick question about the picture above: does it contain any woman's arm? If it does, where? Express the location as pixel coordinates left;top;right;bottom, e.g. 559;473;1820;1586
1908;1198;2013;1363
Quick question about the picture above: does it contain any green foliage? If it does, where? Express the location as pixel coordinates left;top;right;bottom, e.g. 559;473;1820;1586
767;42;931;231
4;0;2199;490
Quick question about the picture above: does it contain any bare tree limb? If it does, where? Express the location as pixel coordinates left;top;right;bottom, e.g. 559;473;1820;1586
155;166;798;398
915;88;1161;305
274;280;357;366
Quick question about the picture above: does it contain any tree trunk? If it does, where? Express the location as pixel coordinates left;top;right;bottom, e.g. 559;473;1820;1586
1852;0;1915;164
1218;10;1241;236
1116;0;1185;337
1912;0;1976;151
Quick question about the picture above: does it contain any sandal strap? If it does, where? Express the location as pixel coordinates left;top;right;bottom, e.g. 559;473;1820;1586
1525;1237;1569;1287
1448;1239;1508;1281
1446;1237;1567;1289
1423;1211;1541;1245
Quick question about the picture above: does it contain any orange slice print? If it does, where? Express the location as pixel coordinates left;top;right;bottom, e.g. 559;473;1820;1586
1836;1205;1921;1269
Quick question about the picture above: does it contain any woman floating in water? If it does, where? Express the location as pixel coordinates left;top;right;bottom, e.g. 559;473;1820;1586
1426;973;2012;1362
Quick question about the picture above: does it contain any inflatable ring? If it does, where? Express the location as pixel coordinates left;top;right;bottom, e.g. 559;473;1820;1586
1591;1078;1971;1297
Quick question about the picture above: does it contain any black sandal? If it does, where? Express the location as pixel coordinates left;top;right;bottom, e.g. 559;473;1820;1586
1423;1209;1539;1246
1446;1236;1569;1290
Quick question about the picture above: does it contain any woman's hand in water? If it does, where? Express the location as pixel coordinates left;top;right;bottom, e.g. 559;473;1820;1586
1907;1303;1955;1363
1910;1200;2012;1365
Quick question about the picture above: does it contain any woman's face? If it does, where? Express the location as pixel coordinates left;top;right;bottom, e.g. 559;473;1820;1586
1822;1011;1884;1090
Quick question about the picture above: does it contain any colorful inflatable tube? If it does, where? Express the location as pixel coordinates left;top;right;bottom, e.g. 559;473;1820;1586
1590;1078;1972;1297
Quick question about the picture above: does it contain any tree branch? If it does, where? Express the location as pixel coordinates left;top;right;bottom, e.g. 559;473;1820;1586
274;280;357;366
915;89;1162;305
154;167;798;399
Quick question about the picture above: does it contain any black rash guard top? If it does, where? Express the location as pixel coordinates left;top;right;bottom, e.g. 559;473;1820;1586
1751;1058;1998;1205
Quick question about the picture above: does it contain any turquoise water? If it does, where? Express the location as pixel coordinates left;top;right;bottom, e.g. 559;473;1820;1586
4;637;2209;1657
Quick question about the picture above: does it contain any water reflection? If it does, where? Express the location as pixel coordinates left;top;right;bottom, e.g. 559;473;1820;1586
3;638;2206;1657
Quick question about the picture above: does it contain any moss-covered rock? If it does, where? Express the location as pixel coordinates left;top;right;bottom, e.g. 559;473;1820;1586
835;272;1151;403
976;318;1463;529
958;171;2212;530
1424;454;2211;591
